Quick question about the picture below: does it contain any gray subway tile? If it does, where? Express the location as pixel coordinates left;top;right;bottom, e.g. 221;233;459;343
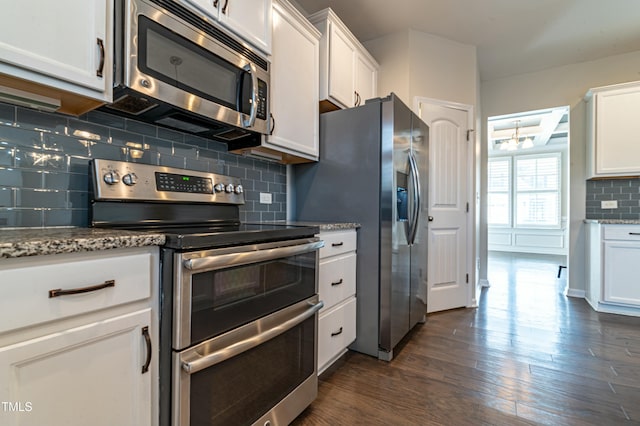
0;146;14;166
603;187;621;194
245;211;261;222
0;103;15;125
67;119;110;143
16;108;67;134
173;142;197;158
145;137;173;155
68;156;92;176
0;208;43;227
0;187;12;207
183;134;210;149
0;126;43;149
14;149;65;171
125;119;157;137
274;211;285;220
159;155;185;169
185;157;209;172
68;191;89;210
207;140;227;152
44;209;74;227
246;169;261;180
46;133;90;156
254;180;268;192
110;129;145;147
85;110;126;129
158;127;185;143
245;191;260;202
228;166;245;178
261;212;275;221
18;189;67;208
262;171;275;183
88;142;127;161
219;153;238;166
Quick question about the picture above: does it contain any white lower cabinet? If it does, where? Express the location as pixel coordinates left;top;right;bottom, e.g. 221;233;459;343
0;309;152;426
602;226;640;306
317;229;357;374
586;223;640;316
0;246;159;426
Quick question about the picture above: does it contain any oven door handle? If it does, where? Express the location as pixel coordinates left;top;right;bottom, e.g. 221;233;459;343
181;300;324;374
183;240;325;271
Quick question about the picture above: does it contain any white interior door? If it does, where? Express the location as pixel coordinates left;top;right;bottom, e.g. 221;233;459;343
418;100;470;313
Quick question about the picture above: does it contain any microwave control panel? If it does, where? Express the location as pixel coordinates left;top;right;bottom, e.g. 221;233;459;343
257;79;267;120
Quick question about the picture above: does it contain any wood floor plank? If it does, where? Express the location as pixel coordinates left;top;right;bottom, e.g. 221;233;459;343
292;252;640;425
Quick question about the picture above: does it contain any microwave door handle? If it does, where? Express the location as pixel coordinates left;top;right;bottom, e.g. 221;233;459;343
242;63;258;128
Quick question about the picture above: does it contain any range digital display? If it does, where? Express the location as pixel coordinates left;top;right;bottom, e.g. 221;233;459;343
155;172;213;194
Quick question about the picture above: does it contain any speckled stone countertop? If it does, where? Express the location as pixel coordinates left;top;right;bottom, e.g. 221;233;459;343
584;219;640;224
0;228;166;259
258;221;360;231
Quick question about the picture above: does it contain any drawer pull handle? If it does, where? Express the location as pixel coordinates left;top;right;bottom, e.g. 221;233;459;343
331;242;344;247
331;327;343;337
331;278;344;286
96;38;105;78
629;233;640;236
142;326;152;374
48;279;115;298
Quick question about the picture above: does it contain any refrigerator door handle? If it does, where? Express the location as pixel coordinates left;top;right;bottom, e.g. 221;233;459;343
408;152;421;245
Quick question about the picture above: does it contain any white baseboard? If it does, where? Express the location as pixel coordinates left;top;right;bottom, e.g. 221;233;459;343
565;288;586;298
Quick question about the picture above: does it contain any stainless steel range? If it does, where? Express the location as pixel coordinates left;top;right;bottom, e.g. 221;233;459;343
90;159;323;426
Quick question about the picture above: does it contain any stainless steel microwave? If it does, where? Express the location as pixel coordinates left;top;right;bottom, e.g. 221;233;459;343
104;0;270;143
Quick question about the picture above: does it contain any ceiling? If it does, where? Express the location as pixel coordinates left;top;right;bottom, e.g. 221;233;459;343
293;0;640;81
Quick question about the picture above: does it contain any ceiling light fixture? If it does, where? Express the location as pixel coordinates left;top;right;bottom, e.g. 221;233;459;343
500;120;533;150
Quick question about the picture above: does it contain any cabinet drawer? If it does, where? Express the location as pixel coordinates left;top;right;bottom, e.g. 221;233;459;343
319;253;356;312
318;297;356;373
319;230;357;258
0;249;153;333
603;225;640;241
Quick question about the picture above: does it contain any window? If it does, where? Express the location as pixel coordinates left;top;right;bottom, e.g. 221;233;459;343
488;158;510;225
515;154;561;227
488;153;562;228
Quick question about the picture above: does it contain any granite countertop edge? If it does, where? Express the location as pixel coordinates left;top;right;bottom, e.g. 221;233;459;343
0;228;166;259
584;219;640;224
264;221;361;231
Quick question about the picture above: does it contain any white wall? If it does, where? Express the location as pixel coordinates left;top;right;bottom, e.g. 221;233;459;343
480;50;640;295
364;30;477;107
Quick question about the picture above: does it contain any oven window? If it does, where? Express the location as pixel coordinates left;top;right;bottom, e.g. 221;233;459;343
189;316;315;426
190;251;316;343
137;16;241;111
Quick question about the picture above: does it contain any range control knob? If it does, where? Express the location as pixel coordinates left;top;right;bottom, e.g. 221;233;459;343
103;171;120;185
214;183;224;193
234;185;244;194
225;184;235;193
122;173;138;186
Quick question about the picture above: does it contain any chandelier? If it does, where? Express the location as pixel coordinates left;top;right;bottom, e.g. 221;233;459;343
500;120;533;150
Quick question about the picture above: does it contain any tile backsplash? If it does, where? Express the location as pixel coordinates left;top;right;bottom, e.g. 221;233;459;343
586;178;640;220
0;102;286;228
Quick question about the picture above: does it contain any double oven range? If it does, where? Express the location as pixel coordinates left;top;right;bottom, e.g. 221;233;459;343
90;159;324;426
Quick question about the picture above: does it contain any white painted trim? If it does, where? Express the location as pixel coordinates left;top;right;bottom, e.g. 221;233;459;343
565;288;586;298
414;96;476;309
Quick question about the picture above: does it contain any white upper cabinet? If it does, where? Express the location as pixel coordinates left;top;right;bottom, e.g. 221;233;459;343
0;0;113;114
263;0;320;161
586;81;640;178
177;0;272;54
308;8;378;111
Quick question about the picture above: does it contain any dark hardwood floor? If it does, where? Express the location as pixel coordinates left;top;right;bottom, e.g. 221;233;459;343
292;252;640;425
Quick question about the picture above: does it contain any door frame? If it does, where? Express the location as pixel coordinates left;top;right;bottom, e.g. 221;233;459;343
413;96;478;308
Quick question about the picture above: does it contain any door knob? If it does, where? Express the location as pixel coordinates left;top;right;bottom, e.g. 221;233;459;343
428;216;434;222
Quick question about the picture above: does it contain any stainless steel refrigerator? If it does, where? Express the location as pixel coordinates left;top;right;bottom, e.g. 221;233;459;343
293;94;429;360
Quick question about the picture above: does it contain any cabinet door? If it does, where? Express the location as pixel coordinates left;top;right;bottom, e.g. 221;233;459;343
178;0;221;21
595;88;640;176
219;0;272;54
267;2;319;159
328;23;355;108
0;0;111;96
0;309;152;426
603;241;640;306
355;54;377;106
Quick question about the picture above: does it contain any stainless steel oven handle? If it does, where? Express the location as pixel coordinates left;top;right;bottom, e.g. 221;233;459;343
181;300;324;374
183;240;324;271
